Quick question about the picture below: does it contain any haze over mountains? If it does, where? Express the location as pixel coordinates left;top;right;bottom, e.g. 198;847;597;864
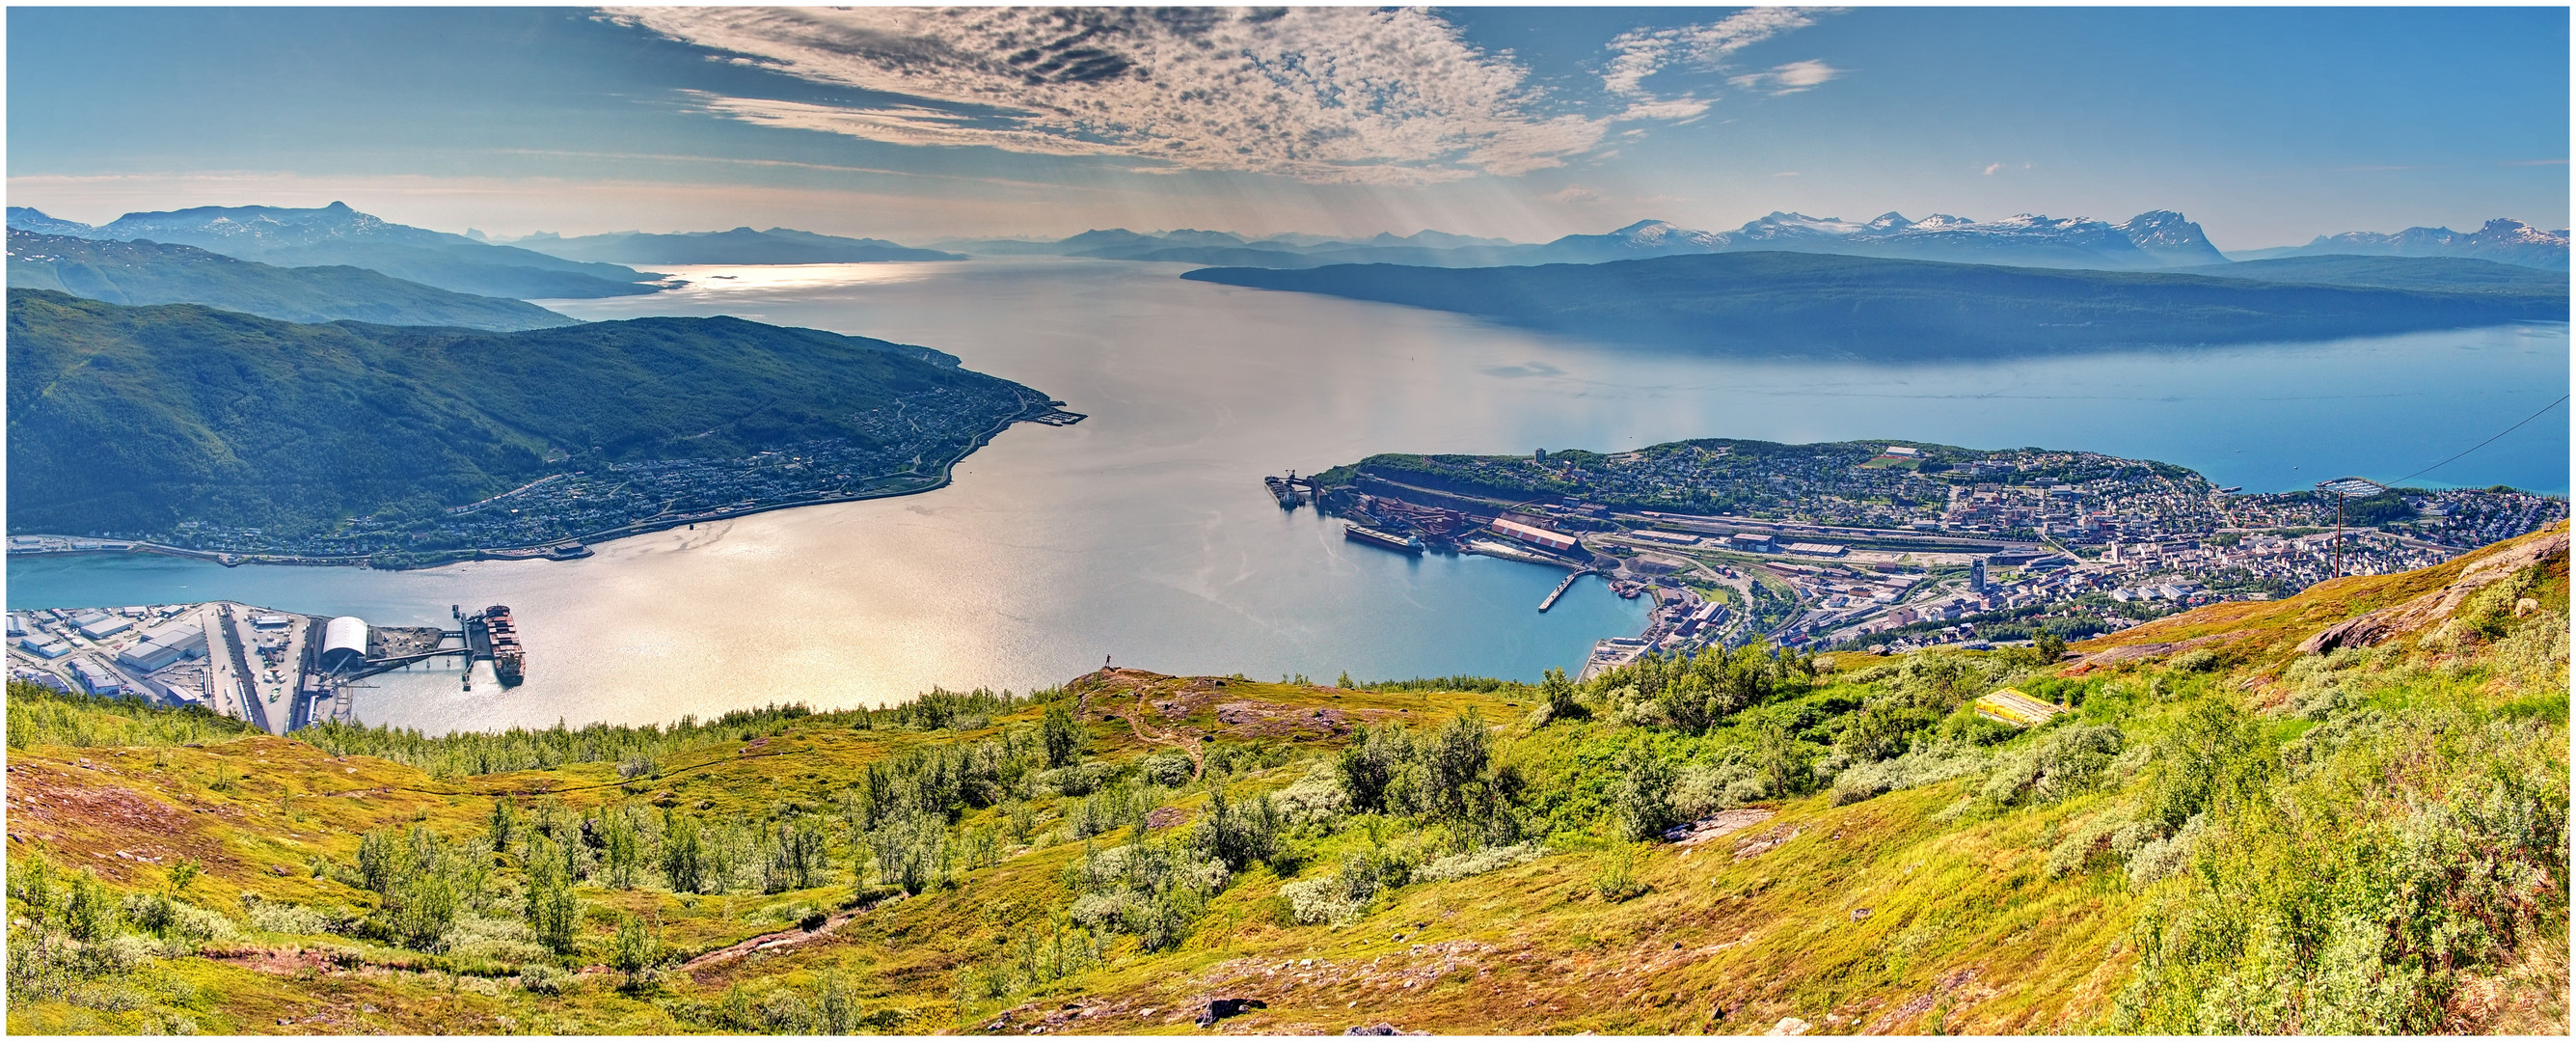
6;204;665;299
2232;217;2571;269
5;232;577;330
1183;251;2569;360
935;210;2569;272
510;227;963;265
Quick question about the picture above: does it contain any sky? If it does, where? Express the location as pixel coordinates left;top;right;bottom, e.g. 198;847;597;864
6;6;2568;247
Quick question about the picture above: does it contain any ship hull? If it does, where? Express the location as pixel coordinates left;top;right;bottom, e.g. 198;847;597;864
1344;524;1424;555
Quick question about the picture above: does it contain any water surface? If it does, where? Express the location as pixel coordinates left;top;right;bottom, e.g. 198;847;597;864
11;259;2564;731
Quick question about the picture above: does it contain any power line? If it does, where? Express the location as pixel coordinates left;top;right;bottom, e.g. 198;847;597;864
2389;394;2569;486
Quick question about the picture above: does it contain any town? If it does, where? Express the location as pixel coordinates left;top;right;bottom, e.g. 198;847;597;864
1296;437;2566;674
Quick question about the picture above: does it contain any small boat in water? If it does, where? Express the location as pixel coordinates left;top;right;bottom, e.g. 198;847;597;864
1344;522;1424;555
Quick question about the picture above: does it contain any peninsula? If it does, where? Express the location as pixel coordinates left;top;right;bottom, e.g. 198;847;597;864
5;290;1078;568
1290;438;2565;671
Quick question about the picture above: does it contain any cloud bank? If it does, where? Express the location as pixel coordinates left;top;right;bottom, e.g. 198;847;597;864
614;7;1612;185
614;7;1839;186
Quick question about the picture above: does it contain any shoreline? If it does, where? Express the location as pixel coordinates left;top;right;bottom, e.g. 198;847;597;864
5;395;1078;574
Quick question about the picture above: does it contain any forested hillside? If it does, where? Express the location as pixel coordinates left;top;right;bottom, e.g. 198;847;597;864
6;290;1039;546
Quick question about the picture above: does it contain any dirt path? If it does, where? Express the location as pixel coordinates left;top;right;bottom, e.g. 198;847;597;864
678;902;884;978
1125;688;1206;781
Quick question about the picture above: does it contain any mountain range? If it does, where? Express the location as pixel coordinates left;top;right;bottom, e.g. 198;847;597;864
513;227;964;265
6;231;577;330
2231;218;2569;269
5;203;665;299
939;210;2230;270
1181;251;2568;361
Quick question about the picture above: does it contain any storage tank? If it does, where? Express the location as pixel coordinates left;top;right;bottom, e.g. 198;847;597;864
320;616;368;672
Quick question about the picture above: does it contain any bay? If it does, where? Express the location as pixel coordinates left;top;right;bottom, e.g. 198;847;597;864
9;259;2564;732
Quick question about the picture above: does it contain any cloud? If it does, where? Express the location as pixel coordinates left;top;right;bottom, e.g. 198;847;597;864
1603;8;1820;97
1543;183;1601;204
610;7;1612;185
1727;59;1842;95
1983;162;2004;176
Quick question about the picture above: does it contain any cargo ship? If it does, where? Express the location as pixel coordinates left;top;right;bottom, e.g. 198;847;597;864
1343;522;1424;555
1263;475;1300;509
467;605;527;686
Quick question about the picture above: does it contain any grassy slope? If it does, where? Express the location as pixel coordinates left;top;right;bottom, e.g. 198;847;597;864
6;232;579;331
6;289;1037;538
6;526;2564;1035
1180;252;2566;360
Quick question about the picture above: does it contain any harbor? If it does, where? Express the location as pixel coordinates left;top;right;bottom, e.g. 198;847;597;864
7;599;531;733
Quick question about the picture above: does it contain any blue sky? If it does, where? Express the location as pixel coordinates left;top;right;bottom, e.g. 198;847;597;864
8;7;2566;246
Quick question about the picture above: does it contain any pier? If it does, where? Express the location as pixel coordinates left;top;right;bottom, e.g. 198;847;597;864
1538;569;1588;612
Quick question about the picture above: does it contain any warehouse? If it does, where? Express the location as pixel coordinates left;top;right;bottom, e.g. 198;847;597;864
1491;517;1579;553
320;616;369;673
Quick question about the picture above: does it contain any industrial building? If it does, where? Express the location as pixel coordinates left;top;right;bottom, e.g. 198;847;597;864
117;621;207;673
73;613;134;640
320;617;369;673
17;636;70;659
1491;517;1579;553
1725;533;1776;552
69;658;122;697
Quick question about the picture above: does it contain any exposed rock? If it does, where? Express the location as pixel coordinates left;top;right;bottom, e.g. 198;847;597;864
1662;808;1775;846
1767;1016;1813;1036
2297;531;2566;655
1343;1023;1425;1035
1199;998;1268;1028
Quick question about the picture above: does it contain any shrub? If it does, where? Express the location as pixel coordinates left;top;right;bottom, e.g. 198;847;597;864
518;963;575;996
1274;761;1350;826
1042;703;1085;768
1612;743;1680;840
1589;843;1647;902
1412;843;1541;884
1141;752;1195;786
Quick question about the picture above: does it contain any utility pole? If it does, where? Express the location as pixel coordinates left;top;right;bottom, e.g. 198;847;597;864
2315;478;2387;582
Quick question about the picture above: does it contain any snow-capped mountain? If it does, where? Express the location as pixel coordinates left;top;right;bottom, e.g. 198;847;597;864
2243;218;2569;270
1519;209;2227;269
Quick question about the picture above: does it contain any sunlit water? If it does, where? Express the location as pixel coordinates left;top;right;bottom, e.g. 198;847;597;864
10;259;2565;732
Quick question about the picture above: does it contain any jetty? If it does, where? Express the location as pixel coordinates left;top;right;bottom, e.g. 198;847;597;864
1539;569;1588;612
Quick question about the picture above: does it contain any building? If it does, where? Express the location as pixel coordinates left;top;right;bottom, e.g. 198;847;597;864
1725;533;1775;552
1969;557;1987;592
1883;446;1920;457
1491;518;1579;554
1784;542;1846;557
73;614;133;640
117;623;205;673
17;636;71;659
320;616;370;673
4;614;22;638
69;658;122;697
1629;529;1700;546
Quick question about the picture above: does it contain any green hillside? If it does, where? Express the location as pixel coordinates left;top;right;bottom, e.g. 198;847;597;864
1181;252;2568;360
5;290;1042;545
2173;254;2571;294
7;232;578;330
5;525;2563;1035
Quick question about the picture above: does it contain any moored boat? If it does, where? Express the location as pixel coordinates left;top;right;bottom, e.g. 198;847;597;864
1344;522;1424;555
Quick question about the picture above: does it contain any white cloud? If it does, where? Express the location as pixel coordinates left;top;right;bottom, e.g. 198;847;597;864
610;7;1613;185
1602;8;1820;97
1543;183;1602;204
1983;162;2005;176
1727;59;1842;96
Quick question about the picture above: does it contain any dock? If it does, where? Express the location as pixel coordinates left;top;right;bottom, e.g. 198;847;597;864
1539;569;1587;612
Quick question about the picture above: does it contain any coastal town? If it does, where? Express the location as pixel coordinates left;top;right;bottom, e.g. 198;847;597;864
1297;438;2567;674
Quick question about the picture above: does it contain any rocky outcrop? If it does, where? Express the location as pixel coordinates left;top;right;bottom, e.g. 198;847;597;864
2296;531;2567;654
